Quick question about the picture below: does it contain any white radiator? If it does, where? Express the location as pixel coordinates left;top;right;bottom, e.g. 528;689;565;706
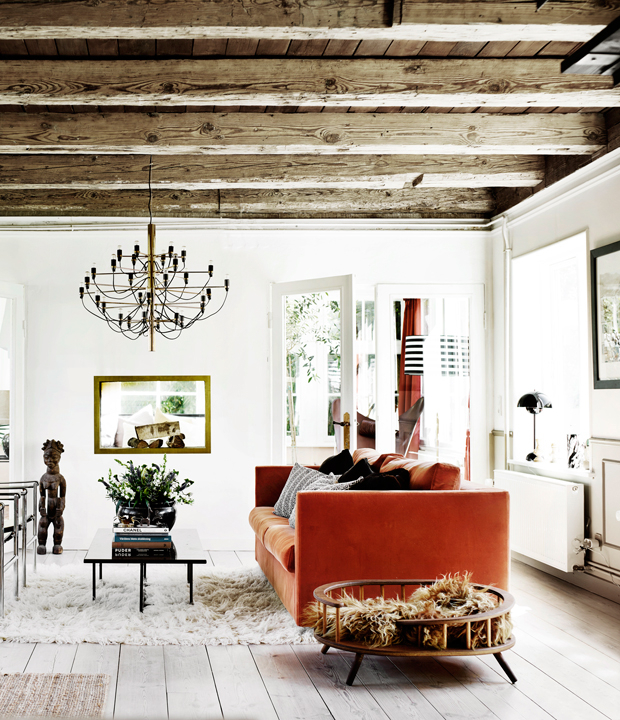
494;469;585;572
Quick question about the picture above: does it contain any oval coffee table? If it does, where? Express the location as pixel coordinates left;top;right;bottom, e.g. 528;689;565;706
313;579;516;686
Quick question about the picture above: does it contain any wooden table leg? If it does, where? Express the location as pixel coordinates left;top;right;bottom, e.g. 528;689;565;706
346;653;365;686
494;652;517;683
321;645;329;655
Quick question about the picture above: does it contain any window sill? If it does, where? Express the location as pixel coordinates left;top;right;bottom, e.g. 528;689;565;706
508;458;592;482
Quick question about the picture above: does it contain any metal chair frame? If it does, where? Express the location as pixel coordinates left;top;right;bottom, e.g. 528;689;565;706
0;481;38;585
0;491;23;614
0;502;4;617
396;396;425;457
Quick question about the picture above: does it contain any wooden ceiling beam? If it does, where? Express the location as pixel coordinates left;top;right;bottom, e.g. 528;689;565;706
0;154;544;189
0;59;618;108
0;0;617;42
0;111;606;156
0;187;496;219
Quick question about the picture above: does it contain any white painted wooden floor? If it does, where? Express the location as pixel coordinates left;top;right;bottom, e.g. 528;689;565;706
0;550;619;720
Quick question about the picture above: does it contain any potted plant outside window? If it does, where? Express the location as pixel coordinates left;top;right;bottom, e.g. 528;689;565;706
98;456;193;529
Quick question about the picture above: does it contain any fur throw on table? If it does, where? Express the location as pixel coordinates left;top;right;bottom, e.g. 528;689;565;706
306;574;512;650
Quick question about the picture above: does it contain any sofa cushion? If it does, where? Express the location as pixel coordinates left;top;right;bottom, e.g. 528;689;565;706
248;506;290;544
273;463;336;518
352;448;378;465
337;458;373;484
319;449;354;475
382;459;461;490
263;524;296;572
352;449;404;471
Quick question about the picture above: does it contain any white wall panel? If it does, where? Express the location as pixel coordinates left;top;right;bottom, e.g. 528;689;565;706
0;224;489;550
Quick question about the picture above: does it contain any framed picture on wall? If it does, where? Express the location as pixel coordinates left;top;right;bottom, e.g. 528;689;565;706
94;375;211;453
592;240;620;388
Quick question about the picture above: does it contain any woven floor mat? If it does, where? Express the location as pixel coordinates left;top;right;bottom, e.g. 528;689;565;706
0;673;109;717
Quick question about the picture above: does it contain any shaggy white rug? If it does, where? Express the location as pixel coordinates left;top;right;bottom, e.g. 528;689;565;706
0;564;315;646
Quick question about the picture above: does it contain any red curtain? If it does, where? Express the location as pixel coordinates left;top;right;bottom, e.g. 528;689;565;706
398;299;422;454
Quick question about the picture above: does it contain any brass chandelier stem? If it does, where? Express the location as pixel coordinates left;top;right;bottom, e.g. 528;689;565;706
148;222;156;352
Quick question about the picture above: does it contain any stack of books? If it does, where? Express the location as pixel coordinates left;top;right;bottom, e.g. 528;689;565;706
112;526;174;559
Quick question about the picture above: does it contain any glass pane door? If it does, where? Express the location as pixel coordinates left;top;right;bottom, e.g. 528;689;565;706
272;276;354;465
285;290;340;465
392;297;471;472
376;284;485;482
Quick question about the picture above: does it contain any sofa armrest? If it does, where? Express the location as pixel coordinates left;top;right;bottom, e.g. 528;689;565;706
254;465;320;507
295;489;510;590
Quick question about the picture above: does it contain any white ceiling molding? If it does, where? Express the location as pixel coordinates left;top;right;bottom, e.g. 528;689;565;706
0;216;491;233
491;146;620;232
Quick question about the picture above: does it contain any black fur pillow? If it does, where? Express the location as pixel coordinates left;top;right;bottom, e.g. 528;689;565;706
337;458;373;484
352;469;409;491
319;448;355;476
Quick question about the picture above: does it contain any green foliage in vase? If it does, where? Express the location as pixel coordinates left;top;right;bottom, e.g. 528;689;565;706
98;456;194;507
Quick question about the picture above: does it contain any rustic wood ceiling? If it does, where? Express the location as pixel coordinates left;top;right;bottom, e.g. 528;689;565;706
0;0;619;220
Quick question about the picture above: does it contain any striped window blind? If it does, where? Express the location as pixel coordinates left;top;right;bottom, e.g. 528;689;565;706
404;335;470;377
403;335;425;375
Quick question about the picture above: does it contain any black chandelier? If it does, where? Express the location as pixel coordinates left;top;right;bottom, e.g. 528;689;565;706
79;160;229;351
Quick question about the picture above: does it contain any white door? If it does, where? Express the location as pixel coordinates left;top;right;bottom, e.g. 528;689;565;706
271;275;355;465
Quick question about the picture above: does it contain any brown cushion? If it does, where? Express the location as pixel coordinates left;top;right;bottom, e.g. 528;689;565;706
352;448;378;465
382;459;461;491
263;524;296;572
351;449;404;471
249;506;289;544
375;453;404;471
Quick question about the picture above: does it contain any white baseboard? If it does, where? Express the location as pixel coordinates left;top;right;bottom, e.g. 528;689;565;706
512;551;620;605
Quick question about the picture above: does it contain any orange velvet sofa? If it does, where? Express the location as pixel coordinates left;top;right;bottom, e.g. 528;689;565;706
249;451;510;626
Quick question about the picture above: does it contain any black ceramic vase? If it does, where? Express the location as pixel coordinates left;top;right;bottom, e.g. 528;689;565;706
116;503;177;530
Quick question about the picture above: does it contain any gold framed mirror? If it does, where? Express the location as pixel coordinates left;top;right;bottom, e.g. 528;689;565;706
94;376;211;454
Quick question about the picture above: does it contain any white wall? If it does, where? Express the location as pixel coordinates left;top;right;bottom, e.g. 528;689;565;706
493;152;620;448
492;150;620;593
0;222;490;550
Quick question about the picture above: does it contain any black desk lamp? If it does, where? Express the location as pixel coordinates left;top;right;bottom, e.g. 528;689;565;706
517;391;552;460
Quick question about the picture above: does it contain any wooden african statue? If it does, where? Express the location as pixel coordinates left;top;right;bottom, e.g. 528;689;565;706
37;439;66;555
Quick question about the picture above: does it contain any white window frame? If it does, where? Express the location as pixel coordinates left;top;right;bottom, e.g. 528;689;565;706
0;282;25;485
510;232;589;465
